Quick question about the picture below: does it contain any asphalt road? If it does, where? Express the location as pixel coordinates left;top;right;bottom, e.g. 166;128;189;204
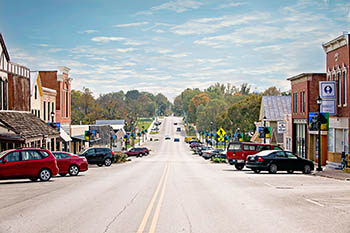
1;117;350;233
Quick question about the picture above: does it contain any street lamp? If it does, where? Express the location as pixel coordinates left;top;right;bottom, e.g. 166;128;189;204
316;96;323;171
51;112;55;123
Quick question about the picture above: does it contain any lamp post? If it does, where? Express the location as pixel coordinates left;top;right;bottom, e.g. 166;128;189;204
210;121;213;146
263;116;267;144
51;112;55;123
316;96;323;171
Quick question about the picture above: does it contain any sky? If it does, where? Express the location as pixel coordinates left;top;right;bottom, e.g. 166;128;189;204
0;0;350;101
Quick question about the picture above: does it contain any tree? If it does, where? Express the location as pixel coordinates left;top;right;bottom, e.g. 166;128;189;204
262;86;282;96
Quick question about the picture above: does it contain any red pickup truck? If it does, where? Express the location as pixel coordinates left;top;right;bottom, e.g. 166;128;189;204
226;142;282;170
125;147;150;157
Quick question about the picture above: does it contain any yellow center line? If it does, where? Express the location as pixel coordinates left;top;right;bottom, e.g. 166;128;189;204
136;164;169;233
148;164;169;233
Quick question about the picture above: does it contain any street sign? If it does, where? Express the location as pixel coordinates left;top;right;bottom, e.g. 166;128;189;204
319;81;336;98
277;121;286;134
320;99;336;115
217;128;226;137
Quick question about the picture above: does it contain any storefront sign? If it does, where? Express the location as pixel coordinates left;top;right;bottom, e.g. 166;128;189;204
319;81;336;98
277;121;286;134
320;99;336;115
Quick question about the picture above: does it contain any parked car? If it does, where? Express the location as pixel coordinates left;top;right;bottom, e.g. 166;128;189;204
176;127;181;132
0;148;59;182
79;147;114;167
53;152;88;176
246;150;314;174
190;143;203;150
202;148;216;159
125;147;150;157
226;142;283;170
185;136;199;143
165;136;171;140
198;146;213;156
174;138;180;142
208;149;225;159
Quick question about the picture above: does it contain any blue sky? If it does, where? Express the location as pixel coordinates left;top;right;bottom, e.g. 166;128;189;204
1;0;349;100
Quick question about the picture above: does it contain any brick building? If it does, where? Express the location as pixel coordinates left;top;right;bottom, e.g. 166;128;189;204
322;32;350;163
287;73;327;163
0;33;59;151
39;66;72;151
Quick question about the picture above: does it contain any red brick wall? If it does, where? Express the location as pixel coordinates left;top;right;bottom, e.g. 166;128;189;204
325;37;350;118
8;74;30;111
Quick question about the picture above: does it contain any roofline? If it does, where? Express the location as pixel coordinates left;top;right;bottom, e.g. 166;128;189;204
322;32;349;52
287;73;326;81
0;33;10;61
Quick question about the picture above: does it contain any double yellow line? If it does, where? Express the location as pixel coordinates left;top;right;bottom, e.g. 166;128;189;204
137;163;169;233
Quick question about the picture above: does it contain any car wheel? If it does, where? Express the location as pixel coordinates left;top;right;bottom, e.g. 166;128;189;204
235;164;244;170
39;168;52;181
228;160;235;165
59;173;67;177
30;177;38;182
303;164;311;174
104;158;112;166
253;169;261;174
287;170;294;174
138;153;143;158
97;163;103;167
69;165;80;176
268;164;278;174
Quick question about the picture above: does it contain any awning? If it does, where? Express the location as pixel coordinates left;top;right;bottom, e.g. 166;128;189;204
71;135;100;142
60;128;72;142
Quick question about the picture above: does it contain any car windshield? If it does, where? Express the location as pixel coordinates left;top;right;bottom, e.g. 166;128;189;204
0;151;8;158
228;143;241;151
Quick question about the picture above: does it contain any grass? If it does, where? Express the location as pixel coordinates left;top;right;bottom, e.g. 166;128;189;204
136;118;153;131
150;131;159;134
211;158;227;163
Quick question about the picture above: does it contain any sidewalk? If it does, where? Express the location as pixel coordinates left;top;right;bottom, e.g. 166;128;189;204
313;168;350;181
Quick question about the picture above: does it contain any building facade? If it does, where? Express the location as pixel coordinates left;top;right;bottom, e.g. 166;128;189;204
39;67;72;151
323;33;350;163
287;73;327;163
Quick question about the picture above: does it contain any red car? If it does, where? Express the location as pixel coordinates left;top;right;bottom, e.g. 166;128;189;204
125;147;150;157
53;152;88;176
0;148;59;182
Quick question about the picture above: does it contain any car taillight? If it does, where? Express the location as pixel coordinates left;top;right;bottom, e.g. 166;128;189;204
257;156;264;162
111;152;115;156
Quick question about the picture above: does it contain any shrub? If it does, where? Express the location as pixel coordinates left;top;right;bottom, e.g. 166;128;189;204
211;158;227;163
113;152;128;163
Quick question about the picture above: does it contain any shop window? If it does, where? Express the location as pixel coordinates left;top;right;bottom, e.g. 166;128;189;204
335;129;344;153
343;71;347;105
344;129;348;154
328;128;334;153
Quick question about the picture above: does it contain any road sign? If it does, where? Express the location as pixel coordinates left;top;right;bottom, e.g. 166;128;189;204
277;121;286;134
320;81;336;98
217;128;226;137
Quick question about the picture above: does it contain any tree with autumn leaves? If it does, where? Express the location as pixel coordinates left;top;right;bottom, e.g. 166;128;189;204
71;88;172;125
174;83;289;136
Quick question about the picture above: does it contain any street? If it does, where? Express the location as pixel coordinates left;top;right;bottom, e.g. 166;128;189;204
0;117;350;233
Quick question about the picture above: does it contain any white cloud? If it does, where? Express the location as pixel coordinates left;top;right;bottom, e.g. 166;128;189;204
114;22;149;27
91;36;125;43
216;2;246;9
39;44;49;47
172;13;270;35
48;48;63;53
83;30;98;34
137;0;202;15
115;48;137;53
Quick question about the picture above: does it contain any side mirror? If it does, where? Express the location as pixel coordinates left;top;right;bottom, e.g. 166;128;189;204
2;159;7;164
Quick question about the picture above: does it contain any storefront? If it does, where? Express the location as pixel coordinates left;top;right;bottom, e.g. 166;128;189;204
293;119;307;158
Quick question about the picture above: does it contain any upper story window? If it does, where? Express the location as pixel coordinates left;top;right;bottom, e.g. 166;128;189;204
293;93;298;113
35;85;37;99
338;72;341;106
343;71;347;106
43;101;46;121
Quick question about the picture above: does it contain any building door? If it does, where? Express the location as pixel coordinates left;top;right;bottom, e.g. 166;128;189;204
296;124;306;158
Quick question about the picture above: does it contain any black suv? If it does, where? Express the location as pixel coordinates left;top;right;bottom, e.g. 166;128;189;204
79;147;114;167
